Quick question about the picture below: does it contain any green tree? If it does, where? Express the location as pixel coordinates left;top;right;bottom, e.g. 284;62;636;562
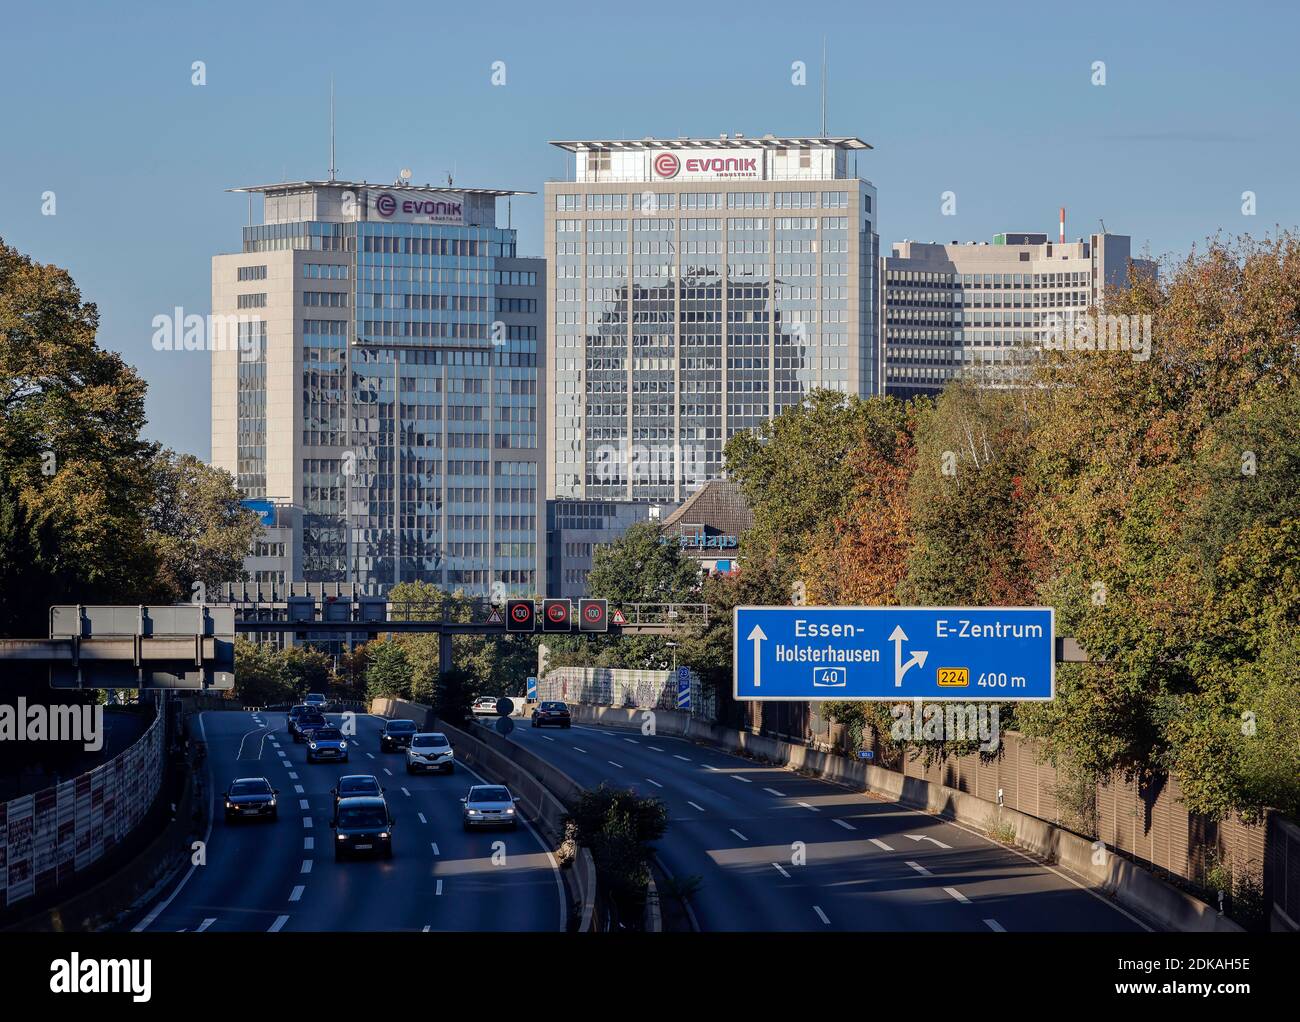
366;639;413;700
0;237;156;634
586;520;700;604
232;639;296;707
144;450;262;603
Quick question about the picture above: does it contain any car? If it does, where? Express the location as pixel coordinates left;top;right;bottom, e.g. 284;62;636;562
307;725;349;763
330;774;384;817
471;696;501;716
531;700;571;728
406;732;454;774
332;796;395;859
291;710;328;743
461;784;520;830
287;704;309;725
379;718;418;752
304;692;329;712
223;777;278;822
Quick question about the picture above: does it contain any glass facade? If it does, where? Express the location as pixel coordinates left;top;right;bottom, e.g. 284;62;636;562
549;169;877;505
233;198;542;596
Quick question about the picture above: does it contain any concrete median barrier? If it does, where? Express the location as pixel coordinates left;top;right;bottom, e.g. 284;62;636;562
368;699;599;931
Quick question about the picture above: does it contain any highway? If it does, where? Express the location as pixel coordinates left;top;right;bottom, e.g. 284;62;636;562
503;718;1150;933
132;710;565;932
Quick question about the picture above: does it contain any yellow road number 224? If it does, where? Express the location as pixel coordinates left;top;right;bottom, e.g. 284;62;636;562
936;667;970;687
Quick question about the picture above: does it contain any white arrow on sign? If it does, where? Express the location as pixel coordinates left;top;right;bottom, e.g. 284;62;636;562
904;833;952;849
889;625;929;688
747;624;767;688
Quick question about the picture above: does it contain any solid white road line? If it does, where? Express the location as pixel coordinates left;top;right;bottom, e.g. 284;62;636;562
456;760;568;933
687;801;705;812
943;887;971;904
833;818;856;831
729;828;749;841
763;787;786;797
906;861;932;876
772;863;791;878
289;886;304;902
300;860;313;874
796;801;820;812
813;905;831;925
645;778;663;787
196;918;216;932
133;713;213;931
984;918;1006;932
730;774;753;783
870;838;894;851
268;915;289;932
235;724;267;760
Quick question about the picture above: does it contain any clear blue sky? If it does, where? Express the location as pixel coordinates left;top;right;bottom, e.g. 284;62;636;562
2;0;1295;459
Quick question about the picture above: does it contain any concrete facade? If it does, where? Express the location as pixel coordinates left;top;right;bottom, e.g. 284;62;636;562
882;230;1157;398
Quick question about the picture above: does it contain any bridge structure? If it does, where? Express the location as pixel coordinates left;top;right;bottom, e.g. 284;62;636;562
0;592;711;690
0;586;1091;691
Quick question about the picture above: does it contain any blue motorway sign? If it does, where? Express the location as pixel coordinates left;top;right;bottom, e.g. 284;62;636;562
733;606;1054;701
526;676;538;701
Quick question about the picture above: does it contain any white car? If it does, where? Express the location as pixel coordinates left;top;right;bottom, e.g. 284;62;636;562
471;696;500;716
461;784;519;830
405;732;455;774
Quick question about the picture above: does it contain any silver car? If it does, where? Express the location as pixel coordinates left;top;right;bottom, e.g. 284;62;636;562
460;784;520;830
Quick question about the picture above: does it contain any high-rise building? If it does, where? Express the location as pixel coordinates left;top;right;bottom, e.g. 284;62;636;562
882;230;1156;399
212;178;545;597
544;135;880;504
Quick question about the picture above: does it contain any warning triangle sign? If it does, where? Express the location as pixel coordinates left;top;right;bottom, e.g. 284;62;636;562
611;608;627;626
487;607;503;624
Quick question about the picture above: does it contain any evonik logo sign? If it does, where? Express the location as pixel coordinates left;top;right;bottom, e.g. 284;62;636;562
652;149;761;180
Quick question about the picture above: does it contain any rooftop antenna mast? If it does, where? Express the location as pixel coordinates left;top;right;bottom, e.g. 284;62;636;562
820;36;827;137
328;75;337;182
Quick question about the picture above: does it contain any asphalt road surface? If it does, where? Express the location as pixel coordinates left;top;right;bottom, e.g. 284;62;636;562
507;717;1150;933
132;710;565;932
